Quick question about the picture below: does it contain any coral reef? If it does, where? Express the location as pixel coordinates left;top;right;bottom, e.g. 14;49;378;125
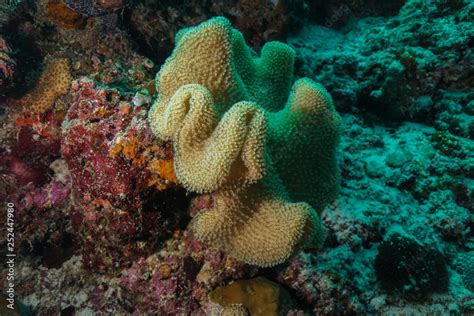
0;0;21;26
291;0;473;126
0;89;71;264
59;0;126;32
0;155;74;269
124;0;307;63
309;0;406;27
63;0;126;17
1;0;472;314
61;78;187;272
454;252;474;291
149;17;341;267
45;0;86;29
118;227;258;314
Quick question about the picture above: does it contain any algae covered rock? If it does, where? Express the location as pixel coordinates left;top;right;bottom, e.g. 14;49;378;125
209;277;291;316
374;234;449;298
454;252;474;291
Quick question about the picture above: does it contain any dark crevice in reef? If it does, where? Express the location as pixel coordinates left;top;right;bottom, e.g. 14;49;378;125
120;1;186;66
20;219;79;270
140;187;194;245
1;1;46;100
307;0;406;27
121;1;228;66
40;232;79;269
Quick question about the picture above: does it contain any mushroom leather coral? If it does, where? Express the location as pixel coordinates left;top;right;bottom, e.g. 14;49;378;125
149;17;342;267
191;174;326;267
151;84;267;192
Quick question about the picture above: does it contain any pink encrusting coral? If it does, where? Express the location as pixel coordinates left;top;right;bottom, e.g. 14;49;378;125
1;111;63;186
61;77;187;273
119;228;258;314
0;157;73;268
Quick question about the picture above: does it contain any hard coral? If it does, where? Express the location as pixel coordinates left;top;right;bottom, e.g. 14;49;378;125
148;17;342;267
209;276;292;315
17;58;72;115
454;252;474;291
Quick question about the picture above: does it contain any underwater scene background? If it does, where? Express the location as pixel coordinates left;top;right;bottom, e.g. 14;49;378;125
0;0;472;315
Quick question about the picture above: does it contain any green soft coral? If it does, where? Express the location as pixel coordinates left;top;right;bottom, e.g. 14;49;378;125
149;17;342;266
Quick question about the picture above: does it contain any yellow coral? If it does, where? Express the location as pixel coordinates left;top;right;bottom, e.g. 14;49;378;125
18;58;72;115
192;175;325;267
150;84;266;192
109;135;145;165
147;159;178;184
149;17;340;267
109;135;178;190
209;277;291;316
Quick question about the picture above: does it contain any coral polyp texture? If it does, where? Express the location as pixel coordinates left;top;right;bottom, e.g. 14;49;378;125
209;276;292;315
149;17;342;267
16;58;72;115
